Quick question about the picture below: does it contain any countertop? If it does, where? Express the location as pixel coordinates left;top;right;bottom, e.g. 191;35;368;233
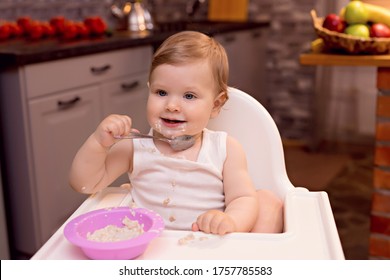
300;52;390;67
0;20;270;69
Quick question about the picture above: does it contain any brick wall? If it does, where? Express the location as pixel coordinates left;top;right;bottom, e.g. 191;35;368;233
251;0;317;141
370;68;390;259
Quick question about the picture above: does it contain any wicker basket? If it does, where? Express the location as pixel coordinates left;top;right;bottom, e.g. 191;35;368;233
311;9;390;54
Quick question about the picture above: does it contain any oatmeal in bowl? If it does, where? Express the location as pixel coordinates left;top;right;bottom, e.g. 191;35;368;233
64;207;164;260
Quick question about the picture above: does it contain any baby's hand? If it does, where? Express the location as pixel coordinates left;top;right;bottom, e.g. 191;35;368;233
192;210;236;235
93;114;132;148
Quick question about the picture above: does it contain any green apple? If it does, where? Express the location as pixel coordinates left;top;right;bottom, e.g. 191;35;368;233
344;1;369;24
345;24;370;38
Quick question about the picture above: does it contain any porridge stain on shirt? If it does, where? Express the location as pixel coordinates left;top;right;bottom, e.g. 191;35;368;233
130;129;226;231
162;197;170;206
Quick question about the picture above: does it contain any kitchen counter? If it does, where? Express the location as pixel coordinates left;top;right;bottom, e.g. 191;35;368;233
0;20;270;69
300;52;390;67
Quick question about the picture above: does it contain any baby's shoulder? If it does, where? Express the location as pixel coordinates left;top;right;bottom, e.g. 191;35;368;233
203;128;227;140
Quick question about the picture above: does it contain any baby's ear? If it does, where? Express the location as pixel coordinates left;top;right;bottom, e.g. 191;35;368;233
211;91;227;118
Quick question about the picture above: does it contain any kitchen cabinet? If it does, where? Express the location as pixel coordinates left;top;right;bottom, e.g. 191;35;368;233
214;28;268;105
101;73;149;132
28;86;102;247
0;45;152;256
0;161;10;259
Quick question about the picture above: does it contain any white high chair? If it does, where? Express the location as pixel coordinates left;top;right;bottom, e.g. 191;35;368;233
32;87;345;260
207;87;345;258
208;87;294;199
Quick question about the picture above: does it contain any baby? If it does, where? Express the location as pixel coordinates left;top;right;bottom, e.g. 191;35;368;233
69;31;283;235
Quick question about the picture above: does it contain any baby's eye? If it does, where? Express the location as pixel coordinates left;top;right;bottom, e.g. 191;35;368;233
184;93;196;100
156;90;167;96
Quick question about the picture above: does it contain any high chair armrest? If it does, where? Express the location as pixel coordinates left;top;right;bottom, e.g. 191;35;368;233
283;187;345;259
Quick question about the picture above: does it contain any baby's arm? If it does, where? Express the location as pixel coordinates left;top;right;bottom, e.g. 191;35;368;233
69;114;134;194
193;136;258;235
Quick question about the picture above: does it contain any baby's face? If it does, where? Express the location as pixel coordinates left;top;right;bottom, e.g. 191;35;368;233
147;60;222;139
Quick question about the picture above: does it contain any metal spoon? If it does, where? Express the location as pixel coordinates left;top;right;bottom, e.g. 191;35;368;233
114;131;196;151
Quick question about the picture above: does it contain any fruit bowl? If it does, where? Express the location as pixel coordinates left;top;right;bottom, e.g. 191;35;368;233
311;10;390;54
64;207;164;260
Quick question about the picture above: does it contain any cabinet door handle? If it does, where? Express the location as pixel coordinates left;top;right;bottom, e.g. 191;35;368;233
90;64;111;74
121;81;140;91
252;31;262;38
57;96;81;109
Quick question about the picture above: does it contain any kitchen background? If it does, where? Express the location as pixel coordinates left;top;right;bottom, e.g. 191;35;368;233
0;0;377;259
0;0;375;143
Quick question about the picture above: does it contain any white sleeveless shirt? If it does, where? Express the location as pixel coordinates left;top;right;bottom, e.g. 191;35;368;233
128;128;227;230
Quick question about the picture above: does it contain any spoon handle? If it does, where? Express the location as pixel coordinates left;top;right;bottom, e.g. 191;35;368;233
114;132;156;140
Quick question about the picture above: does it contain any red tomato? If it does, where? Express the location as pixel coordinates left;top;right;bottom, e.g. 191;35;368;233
50;16;66;36
0;24;11;40
17;16;32;35
62;22;78;40
41;22;56;37
8;22;23;37
84;16;107;36
75;22;90;38
27;21;44;40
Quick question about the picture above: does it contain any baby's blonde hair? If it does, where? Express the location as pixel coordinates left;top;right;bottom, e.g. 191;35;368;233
149;31;229;101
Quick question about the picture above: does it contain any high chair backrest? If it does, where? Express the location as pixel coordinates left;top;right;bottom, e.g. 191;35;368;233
207;87;294;200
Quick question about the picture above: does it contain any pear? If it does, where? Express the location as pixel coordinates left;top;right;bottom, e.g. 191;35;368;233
344;1;369;24
345;23;370;38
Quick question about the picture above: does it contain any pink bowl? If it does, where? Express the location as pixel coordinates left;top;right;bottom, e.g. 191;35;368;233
64;207;164;260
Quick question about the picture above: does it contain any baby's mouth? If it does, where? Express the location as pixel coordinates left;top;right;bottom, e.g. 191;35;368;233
154;118;187;139
161;118;186;125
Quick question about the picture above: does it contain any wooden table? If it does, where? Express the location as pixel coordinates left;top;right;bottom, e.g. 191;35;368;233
300;52;390;259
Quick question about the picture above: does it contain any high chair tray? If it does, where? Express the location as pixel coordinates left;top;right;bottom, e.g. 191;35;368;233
32;186;344;260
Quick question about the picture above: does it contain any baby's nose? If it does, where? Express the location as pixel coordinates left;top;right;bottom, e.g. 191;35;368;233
166;97;181;112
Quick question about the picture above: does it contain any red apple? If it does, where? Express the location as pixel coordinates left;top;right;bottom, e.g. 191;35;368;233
322;13;346;33
370;23;390;38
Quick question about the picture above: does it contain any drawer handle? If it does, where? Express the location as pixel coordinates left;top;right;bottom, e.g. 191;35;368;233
121;81;140;91
90;64;111;74
57;96;81;109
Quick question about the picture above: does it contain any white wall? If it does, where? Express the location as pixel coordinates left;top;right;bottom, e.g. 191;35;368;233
328;67;376;136
316;0;377;142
